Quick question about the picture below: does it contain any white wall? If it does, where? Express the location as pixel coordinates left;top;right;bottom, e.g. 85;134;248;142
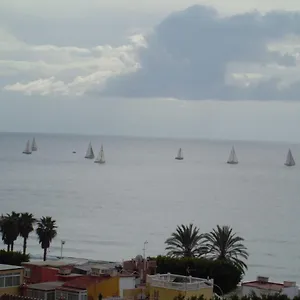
119;277;136;297
242;286;278;297
282;287;299;299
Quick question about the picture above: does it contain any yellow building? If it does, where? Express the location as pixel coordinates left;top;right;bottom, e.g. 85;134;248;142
146;273;213;300
0;264;24;296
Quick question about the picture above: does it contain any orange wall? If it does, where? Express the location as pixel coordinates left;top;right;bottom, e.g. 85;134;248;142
87;277;119;300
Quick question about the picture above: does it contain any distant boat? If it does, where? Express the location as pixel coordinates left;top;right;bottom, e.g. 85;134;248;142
285;149;295;167
31;138;37;151
85;142;95;159
23;140;32;155
94;145;105;164
175;148;183;160
227;146;238;164
72;151;76;154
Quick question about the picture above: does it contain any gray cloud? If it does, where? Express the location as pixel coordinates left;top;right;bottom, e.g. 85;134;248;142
103;5;300;100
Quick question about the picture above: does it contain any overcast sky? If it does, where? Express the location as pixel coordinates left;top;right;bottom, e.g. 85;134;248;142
1;0;300;142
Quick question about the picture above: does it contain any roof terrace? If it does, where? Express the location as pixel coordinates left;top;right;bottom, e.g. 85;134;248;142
147;273;214;291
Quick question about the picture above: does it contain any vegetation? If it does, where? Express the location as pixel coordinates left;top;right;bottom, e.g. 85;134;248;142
0;249;29;265
165;224;207;258
204;225;248;272
36;216;57;261
174;295;205;300
165;224;248;274
0;211;58;260
156;255;242;295
19;213;36;255
174;294;300;300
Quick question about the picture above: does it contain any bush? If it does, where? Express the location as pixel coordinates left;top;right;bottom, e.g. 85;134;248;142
155;255;242;294
0;249;29;265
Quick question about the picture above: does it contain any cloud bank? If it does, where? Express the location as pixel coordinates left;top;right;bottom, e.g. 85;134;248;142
3;5;300;100
103;5;300;100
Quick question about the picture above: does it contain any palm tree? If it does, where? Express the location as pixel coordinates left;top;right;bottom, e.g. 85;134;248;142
36;216;57;261
19;213;36;255
0;212;20;251
204;225;249;272
165;224;207;258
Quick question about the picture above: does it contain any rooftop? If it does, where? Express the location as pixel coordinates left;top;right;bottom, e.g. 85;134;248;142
27;281;64;291
58;275;110;291
242;281;284;292
147;273;214;291
0;264;24;271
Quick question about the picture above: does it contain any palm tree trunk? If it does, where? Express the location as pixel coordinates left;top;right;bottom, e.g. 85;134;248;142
23;238;27;255
11;242;14;251
43;248;47;261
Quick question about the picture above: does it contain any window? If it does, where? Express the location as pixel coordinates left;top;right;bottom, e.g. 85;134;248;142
25;268;31;278
1;273;21;287
153;290;159;300
80;292;87;300
0;276;4;288
47;292;55;300
67;292;80;300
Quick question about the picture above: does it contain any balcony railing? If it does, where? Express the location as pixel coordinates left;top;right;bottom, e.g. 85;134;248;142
147;274;213;291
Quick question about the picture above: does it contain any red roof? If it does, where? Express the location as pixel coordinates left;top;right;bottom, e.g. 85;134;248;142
59;275;110;290
242;281;284;292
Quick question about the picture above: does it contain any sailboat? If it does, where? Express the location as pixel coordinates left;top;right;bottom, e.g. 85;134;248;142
227;146;238;164
94;145;105;164
175;148;183;160
285;149;295;167
31;138;37;151
85;142;95;159
23;140;32;155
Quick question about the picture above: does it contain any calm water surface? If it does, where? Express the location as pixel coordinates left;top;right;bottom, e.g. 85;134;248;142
0;133;300;282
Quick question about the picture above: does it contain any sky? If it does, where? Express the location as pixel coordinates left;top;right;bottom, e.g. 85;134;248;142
1;0;300;142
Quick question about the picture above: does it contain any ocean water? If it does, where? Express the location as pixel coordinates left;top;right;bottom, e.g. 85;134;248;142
0;132;300;282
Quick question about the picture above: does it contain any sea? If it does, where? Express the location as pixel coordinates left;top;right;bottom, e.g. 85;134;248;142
0;132;300;283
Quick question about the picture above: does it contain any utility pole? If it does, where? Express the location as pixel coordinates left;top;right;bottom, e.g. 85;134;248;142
60;240;66;259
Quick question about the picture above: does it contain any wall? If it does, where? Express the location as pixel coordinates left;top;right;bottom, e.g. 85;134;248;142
123;288;147;300
119;277;135;297
23;265;58;284
241;286;279;297
282;286;299;299
149;286;213;300
185;287;213;300
87;277;119;300
0;268;24;296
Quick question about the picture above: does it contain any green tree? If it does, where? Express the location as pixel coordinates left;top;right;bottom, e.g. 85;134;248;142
156;255;242;294
0;250;29;266
19;213;36;255
0;212;20;251
204;225;248;273
36;216;57;261
165;224;207;258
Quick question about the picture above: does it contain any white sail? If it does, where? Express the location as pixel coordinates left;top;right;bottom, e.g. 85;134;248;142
285;149;295;166
23;140;32;154
85;142;95;159
227;146;238;164
175;148;183;160
94;145;105;164
31;138;37;151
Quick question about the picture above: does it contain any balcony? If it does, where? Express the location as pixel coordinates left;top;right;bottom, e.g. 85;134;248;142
147;273;214;291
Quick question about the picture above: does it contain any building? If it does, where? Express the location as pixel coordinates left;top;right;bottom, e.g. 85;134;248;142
25;281;64;300
123;257;156;283
146;273;214;300
241;276;300;298
55;275;119;300
22;261;82;284
0;264;24;296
